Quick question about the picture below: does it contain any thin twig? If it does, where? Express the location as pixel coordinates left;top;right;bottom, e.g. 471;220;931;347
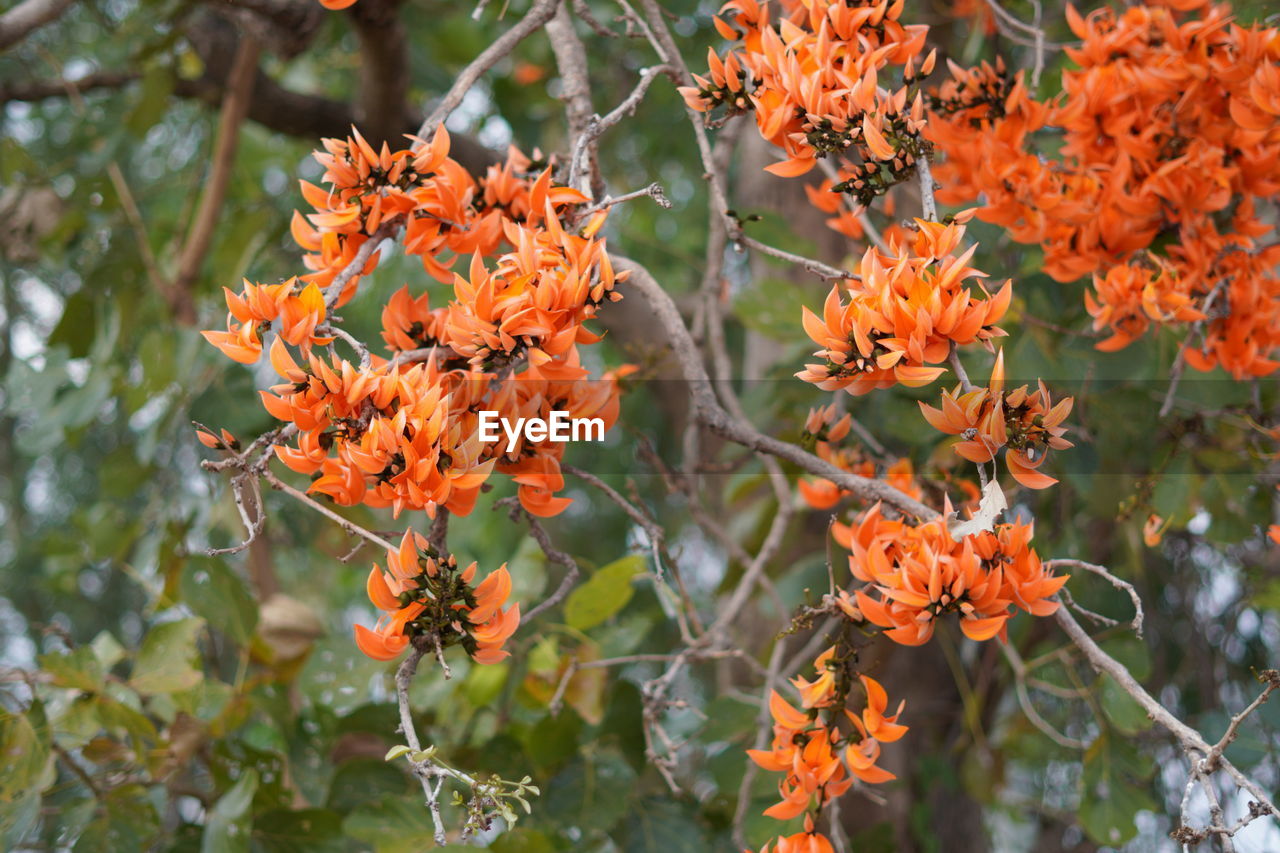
576;181;671;218
1046;558;1144;638
417;0;560;138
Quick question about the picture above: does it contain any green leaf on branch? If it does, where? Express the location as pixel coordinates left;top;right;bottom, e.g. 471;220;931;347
38;646;104;692
0;705;50;804
564;555;643;631
1099;673;1153;735
202;768;259;853
181;557;258;645
343;798;438;853
130;617;205;694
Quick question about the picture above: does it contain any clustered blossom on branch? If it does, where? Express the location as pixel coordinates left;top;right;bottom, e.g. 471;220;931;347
928;0;1280;377
681;0;1085;847
356;529;520;663
796;217;1010;394
201;126;632;667
796;402;938;512
920;350;1073;489
748;649;907;852
839;503;1067;645
680;0;935;206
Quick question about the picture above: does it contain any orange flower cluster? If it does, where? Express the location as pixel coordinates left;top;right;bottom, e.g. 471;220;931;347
261;340;496;516
204;126;629;521
919;351;1073;489
292;128;587;294
681;0;934;203
797;219;1010;395
202;278;332;364
837;503;1067;645
928;0;1280;378
354;530;520;664
748;649;905;850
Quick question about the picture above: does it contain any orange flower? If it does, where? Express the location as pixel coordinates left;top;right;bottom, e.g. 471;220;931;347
797;220;1010;396
685;0;933;205
354;532;520;665
754;816;835;853
1143;514;1165;547
927;2;1280;374
194;425;239;451
845;502;1067;645
919;351;1073;489
748;652;905;832
204;125;633;524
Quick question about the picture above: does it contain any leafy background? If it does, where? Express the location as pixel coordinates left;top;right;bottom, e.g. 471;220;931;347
1;0;1277;850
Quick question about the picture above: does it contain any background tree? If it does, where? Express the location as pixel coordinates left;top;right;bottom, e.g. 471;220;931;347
1;0;1278;850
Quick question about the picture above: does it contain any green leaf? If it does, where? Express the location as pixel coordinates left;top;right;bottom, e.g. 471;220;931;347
326;758;412;812
38;647;104;692
613;797;709;853
0;706;50;804
564;555;643;631
90;631;127;670
1098;635;1151;681
73;785;159;852
523;708;582;772
202;768;259;853
491;828;558;853
464;660;510;707
384;745;412;761
48;290;97;359
130;617;205;694
181;557;258;645
542;751;636;836
0;787;41;850
126;65;175;137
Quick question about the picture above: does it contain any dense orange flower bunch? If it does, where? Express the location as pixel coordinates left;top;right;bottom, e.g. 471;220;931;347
354;530;520;664
201;126;634;668
797;218;1010;395
836;503;1067;645
928;0;1280;377
919;351;1074;489
201;278;332;364
681;0;935;202
748;647;906;851
205;126;628;523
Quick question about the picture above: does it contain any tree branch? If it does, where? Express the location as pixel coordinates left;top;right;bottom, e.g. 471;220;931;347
170;33;261;324
348;0;411;147
0;0;75;52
